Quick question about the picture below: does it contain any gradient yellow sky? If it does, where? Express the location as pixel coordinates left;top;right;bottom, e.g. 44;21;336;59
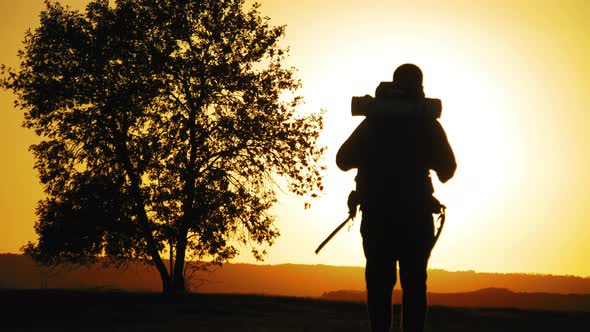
1;0;589;277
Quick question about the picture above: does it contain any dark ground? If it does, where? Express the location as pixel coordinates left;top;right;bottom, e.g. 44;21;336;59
1;289;589;331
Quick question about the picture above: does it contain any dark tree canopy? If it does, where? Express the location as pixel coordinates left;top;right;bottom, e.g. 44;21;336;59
1;0;325;292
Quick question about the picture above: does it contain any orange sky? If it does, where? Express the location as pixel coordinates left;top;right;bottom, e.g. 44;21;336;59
1;0;589;277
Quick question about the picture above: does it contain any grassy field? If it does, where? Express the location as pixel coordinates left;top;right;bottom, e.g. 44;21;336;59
1;289;590;332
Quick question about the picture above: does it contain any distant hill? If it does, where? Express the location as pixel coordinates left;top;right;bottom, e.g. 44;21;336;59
321;288;590;312
2;253;590;311
191;264;590;297
426;269;590;294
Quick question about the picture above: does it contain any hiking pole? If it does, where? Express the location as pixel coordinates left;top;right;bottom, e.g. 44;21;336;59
315;190;359;255
314;214;354;255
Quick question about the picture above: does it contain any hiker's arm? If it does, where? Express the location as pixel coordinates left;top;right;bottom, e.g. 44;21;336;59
430;120;456;183
336;120;368;171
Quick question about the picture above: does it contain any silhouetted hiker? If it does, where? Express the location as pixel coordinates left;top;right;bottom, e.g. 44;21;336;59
336;64;456;332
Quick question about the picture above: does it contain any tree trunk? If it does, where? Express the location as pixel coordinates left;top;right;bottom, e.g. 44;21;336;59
171;226;189;293
161;273;172;293
113;127;172;293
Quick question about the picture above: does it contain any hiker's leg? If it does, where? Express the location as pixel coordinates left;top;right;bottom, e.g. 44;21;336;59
362;211;397;332
365;253;397;332
398;213;434;332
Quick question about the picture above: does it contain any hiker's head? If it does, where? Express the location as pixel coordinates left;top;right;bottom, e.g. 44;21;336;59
392;63;424;98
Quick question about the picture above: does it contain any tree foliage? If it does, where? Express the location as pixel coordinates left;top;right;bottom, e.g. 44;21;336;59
1;0;325;292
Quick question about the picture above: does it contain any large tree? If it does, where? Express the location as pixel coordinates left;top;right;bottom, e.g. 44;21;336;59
1;0;325;293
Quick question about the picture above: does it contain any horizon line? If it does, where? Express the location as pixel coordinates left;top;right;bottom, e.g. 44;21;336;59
3;252;589;279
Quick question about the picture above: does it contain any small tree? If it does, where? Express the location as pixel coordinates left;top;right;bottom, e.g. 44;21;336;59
1;0;325;293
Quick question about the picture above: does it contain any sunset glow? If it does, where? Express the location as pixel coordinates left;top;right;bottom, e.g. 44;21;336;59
1;0;589;277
